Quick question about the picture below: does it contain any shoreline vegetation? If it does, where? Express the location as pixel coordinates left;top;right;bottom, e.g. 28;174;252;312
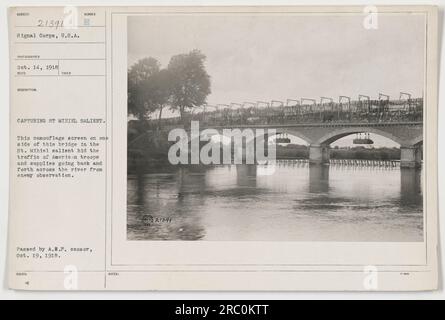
275;144;401;161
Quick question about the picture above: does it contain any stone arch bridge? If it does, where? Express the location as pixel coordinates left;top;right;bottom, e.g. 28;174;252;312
174;121;423;167
129;97;424;167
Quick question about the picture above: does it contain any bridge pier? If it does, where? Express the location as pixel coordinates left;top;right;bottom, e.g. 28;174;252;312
400;146;422;168
309;144;330;165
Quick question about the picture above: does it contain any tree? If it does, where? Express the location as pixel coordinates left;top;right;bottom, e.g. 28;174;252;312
128;57;161;120
139;69;173;129
168;50;211;121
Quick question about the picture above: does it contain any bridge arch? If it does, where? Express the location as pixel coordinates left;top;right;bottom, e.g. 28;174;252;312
314;126;406;146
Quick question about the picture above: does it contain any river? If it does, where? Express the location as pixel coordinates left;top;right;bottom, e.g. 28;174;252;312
127;161;423;242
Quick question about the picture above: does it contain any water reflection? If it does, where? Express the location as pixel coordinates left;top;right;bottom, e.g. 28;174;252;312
400;168;423;206
309;164;330;194
127;168;206;240
128;162;423;241
236;164;257;187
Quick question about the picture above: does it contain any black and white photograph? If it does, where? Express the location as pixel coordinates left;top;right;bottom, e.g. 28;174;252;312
127;12;425;242
2;3;441;295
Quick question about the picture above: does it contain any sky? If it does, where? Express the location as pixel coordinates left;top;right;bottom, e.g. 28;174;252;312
128;13;425;148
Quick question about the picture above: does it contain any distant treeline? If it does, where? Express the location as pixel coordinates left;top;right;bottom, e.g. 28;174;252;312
275;144;401;160
274;144;308;159
330;146;400;160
